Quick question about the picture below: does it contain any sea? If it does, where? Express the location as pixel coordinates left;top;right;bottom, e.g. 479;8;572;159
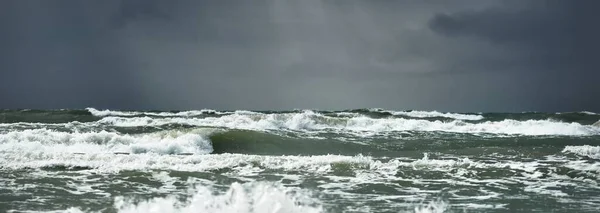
1;108;600;213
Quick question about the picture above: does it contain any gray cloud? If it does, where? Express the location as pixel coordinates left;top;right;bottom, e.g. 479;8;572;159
428;0;600;111
0;0;598;112
429;1;600;73
0;1;142;109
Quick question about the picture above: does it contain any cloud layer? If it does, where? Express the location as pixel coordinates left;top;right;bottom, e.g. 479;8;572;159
1;0;598;111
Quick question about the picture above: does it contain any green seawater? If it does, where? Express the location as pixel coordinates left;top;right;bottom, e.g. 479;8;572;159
1;109;600;213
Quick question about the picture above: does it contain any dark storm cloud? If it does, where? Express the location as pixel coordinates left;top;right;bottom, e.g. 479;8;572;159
0;0;598;111
429;0;600;73
428;0;600;111
0;1;142;109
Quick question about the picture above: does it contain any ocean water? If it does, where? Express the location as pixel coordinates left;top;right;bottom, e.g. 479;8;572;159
1;108;600;213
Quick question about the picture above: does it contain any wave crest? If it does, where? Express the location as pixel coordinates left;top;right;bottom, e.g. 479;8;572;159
114;182;323;213
563;145;600;159
369;108;483;120
0;129;214;156
86;108;226;117
98;112;600;136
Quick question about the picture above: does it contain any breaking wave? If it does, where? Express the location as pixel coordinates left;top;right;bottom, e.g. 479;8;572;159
368;108;484;120
31;181;450;213
114;182;324;213
86;108;225;117
563;145;600;159
97;111;600;136
3;108;600;213
0;129;214;156
113;182;449;213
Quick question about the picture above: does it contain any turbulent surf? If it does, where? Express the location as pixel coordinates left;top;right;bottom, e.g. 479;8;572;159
1;108;600;213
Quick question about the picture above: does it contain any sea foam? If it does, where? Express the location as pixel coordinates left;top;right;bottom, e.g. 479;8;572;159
0;129;214;156
86;108;226;117
114;182;323;213
24;181;449;213
370;108;484;120
563;145;600;159
97;111;600;136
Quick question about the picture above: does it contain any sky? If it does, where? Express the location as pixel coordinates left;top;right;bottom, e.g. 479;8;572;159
1;0;599;112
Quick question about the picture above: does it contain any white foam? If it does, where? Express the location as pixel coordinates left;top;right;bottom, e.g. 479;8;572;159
5;151;599;212
0;148;491;178
113;181;323;213
0;129;214;156
9;208;86;213
97;111;600;136
0;151;375;173
563;145;600;159
86;108;138;117
150;171;178;192
556;111;598;115
333;112;359;117
413;200;448;213
86;108;228;117
41;181;452;213
0;148;542;180
389;110;483;121
523;181;569;197
563;160;600;174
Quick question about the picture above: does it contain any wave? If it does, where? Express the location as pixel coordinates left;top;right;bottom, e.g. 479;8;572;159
563;145;600;159
5;108;600;130
0;145;378;173
0;129;214;156
557;111;598;115
113;182;449;213
209;130;374;155
114;182;323;213
0;127;402;159
3;140;600;207
88;107;485;120
0;147;570;176
0;109;98;124
35;181;449;213
97;111;600;136
86;108;139;117
368;108;484;120
413;201;448;213
4;127;590;161
6;149;599;201
86;108;228;117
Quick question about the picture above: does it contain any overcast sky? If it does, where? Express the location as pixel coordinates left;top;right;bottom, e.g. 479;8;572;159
1;0;598;112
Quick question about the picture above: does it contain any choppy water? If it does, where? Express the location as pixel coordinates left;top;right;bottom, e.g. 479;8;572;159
1;108;600;213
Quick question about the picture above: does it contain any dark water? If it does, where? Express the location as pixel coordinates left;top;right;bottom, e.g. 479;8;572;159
1;108;600;213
